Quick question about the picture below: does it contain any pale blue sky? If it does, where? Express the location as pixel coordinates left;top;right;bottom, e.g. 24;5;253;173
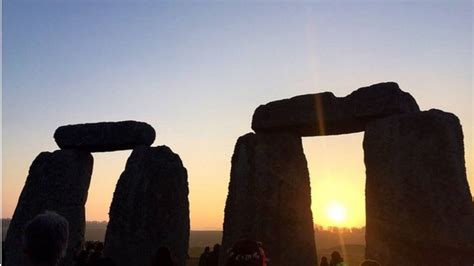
3;0;472;229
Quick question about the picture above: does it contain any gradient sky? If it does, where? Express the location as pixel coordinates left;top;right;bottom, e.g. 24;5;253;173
3;1;472;230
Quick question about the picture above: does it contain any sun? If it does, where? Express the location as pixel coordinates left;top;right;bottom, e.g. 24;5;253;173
326;202;347;224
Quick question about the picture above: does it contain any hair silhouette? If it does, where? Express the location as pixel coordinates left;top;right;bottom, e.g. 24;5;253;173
152;246;175;266
320;256;329;266
23;211;69;266
329;251;343;266
225;239;267;266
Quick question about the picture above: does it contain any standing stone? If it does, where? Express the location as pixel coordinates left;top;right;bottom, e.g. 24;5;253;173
252;82;420;136
4;150;93;266
364;109;474;266
104;145;189;266
54;121;156;152
221;133;316;266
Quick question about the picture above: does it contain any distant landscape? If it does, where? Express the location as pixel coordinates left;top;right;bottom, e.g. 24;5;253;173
2;219;365;264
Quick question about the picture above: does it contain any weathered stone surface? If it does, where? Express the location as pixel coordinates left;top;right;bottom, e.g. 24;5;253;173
252;82;420;136
4;150;93;266
54;121;156;152
364;109;474;266
104;145;189;266
221;133;316;266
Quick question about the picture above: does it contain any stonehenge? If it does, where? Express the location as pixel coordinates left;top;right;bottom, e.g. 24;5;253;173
223;82;474;266
364;109;474;265
252;82;419;136
4;150;93;266
54;121;156;152
5;121;189;266
104;145;189;266
221;133;316;266
5;81;474;266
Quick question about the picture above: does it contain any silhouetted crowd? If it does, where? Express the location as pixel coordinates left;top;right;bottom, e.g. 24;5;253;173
198;244;221;266
319;251;346;266
318;251;381;266
74;241;115;266
74;241;180;266
19;211;381;266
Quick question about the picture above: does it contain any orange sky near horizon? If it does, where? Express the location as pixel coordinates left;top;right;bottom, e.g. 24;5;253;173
1;132;369;229
3;125;471;230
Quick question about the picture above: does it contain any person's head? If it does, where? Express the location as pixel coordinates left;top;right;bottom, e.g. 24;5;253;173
23;211;69;266
225;239;267;266
213;244;221;253
330;251;343;263
360;259;380;266
204;246;210;253
153;246;174;266
85;241;95;252
94;242;104;252
320;256;328;263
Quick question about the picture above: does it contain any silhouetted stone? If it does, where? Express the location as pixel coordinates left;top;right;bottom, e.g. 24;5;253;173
252;82;419;136
221;133;316;266
4;150;93;266
364;109;474;266
104;145;189;266
54;121;156;152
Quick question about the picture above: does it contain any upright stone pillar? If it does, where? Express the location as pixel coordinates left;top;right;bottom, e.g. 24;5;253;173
4;150;93;266
364;109;474;266
221;133;317;266
104;145;189;266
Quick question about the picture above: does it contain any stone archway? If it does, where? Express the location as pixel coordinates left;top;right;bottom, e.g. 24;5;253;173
4;121;190;266
221;82;474;266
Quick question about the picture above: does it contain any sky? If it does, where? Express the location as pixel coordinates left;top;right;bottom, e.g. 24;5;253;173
2;0;472;230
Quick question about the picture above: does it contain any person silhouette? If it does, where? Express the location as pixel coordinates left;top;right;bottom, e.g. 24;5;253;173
23;211;69;266
225;239;267;266
360;259;380;266
152;246;175;266
199;246;211;266
207;244;221;266
88;242;104;266
320;256;329;266
329;251;345;266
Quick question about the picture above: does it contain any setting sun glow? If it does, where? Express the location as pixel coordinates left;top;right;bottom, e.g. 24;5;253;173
326;202;347;224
